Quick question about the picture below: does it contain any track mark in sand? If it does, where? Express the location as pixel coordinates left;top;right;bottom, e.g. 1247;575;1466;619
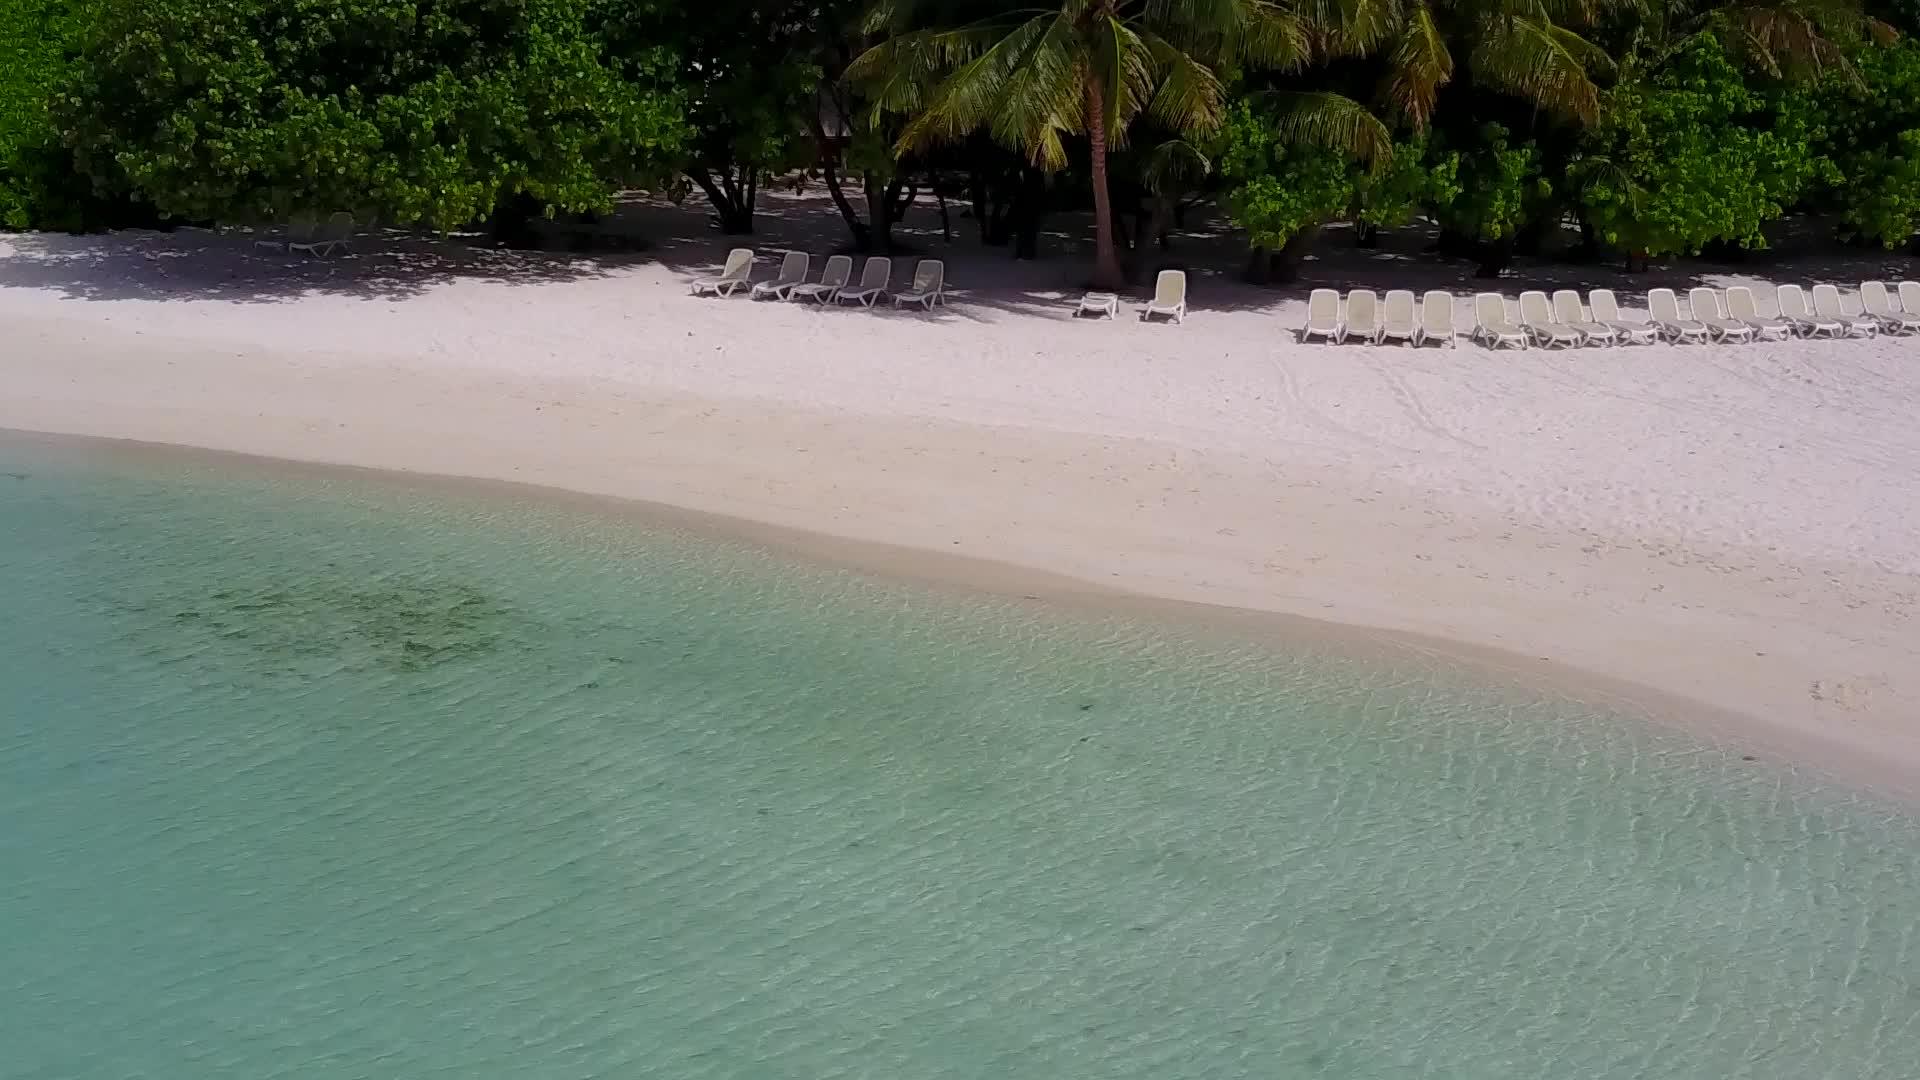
1270;359;1420;455
1373;361;1487;452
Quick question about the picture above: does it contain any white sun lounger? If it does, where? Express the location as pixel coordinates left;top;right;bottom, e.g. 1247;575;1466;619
1861;281;1920;335
1472;292;1528;349
892;259;945;310
1421;290;1456;347
1519;290;1583;348
1378;289;1421;346
792;254;853;303
1551;289;1616;346
256;212;318;251
751;252;809;300
1076;291;1120;319
1647;288;1709;343
692;247;754;297
290;212;356;258
1820;282;1881;336
1687;287;1756;343
1142;269;1188;323
1900;282;1920;328
1723;286;1792;340
1776;284;1840;338
1811;283;1878;337
1301;288;1342;343
1589;289;1658;345
836;256;893;307
1344;289;1381;344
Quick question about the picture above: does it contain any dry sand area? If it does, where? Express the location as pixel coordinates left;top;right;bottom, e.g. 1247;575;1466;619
4;193;1918;790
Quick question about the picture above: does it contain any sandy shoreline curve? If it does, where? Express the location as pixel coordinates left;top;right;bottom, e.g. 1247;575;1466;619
4;220;1919;795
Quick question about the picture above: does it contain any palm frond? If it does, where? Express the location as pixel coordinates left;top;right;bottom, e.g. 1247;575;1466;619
1261;89;1394;164
1141;137;1213;195
892;12;1082;158
1380;0;1452;128
1471;13;1607;123
1140;30;1228;137
1092;14;1157;147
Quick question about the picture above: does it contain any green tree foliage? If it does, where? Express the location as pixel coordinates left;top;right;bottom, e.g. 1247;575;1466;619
1;0;86;229
57;0;689;229
851;0;1314;288
1576;41;1827;262
1807;39;1920;246
632;0;843;233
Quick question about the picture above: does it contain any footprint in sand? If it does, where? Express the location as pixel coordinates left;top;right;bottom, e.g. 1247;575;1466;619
1809;675;1890;712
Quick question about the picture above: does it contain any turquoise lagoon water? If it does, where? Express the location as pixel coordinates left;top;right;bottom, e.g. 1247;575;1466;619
3;432;1918;1080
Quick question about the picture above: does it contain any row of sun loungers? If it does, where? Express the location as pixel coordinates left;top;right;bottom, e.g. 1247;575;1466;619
1306;283;1920;347
254;212;360;257
693;248;946;310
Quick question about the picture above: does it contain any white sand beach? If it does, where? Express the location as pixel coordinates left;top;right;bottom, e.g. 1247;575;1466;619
4;195;1919;788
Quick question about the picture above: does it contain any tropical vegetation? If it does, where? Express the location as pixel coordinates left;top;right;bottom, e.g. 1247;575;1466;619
3;0;1917;280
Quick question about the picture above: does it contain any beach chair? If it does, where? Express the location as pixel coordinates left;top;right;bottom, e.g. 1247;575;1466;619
1647;288;1709;344
692;247;754;297
1723;286;1793;341
792;255;853;304
1687;287;1757;343
1900;282;1920;327
290;212;356;258
1775;284;1840;338
1344;289;1381;344
1551;289;1617;346
255;211;317;252
836;257;893;307
1811;284;1878;337
1076;291;1120;319
1519;290;1583;348
1300;288;1342;343
1378;289;1421;346
1472;292;1528;349
1588;290;1658;345
751;252;809;300
1142;269;1188;323
1421;290;1456;347
892;259;946;310
1861;281;1920;335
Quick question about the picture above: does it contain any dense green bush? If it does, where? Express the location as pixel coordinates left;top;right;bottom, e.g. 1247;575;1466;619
1;0;81;229
1576;42;1828;261
55;0;690;229
1808;41;1920;247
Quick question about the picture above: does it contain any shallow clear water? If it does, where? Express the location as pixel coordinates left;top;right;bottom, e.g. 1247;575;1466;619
3;433;1918;1079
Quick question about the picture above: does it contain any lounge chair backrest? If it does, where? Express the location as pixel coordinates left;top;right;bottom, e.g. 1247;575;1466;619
910;259;943;292
1346;289;1379;329
719;247;753;281
1421;290;1453;332
1473;292;1509;328
857;256;892;290
1777;284;1812;318
1550;290;1587;324
1153;269;1187;306
1724;286;1761;320
287;211;320;243
1517;290;1555;325
1687;287;1725;321
818;254;853;287
1382;289;1417;327
772;250;807;284
1900;281;1920;314
1307;288;1340;324
1810;283;1845;316
1589;289;1626;322
1862;280;1895;315
1648;288;1684;322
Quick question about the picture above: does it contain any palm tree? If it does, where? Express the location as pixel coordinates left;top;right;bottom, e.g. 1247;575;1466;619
849;0;1316;289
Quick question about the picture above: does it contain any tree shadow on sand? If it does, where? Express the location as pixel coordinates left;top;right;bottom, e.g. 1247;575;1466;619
0;228;640;304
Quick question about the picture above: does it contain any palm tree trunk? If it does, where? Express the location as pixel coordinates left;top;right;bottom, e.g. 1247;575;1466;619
1085;75;1124;290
